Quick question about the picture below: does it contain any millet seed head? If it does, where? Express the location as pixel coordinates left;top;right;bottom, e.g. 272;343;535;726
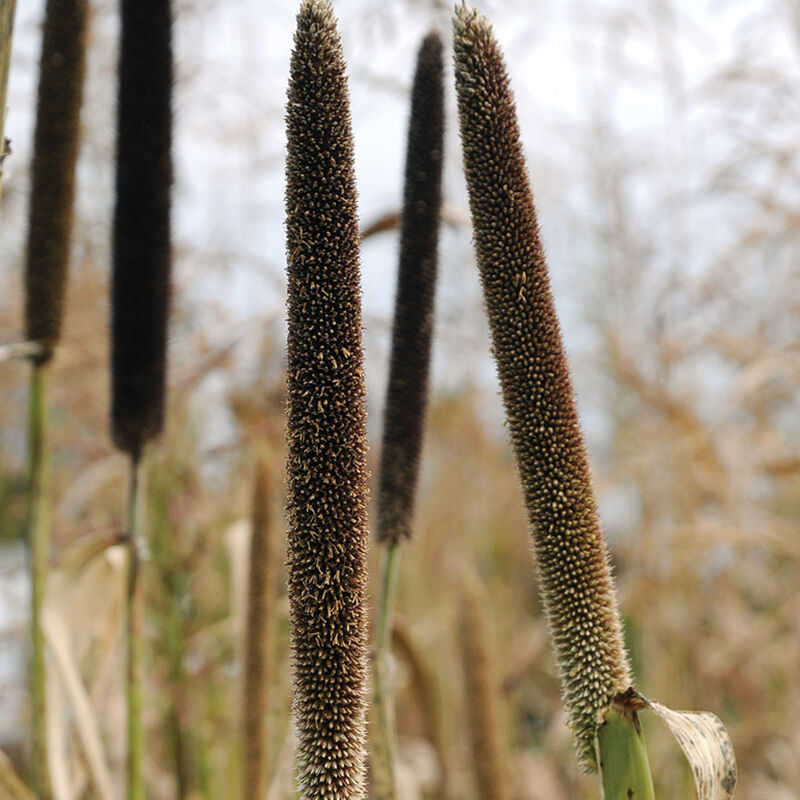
24;0;89;361
453;5;632;771
376;31;445;547
111;0;173;457
285;2;369;797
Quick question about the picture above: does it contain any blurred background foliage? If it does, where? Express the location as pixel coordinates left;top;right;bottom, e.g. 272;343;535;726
0;0;798;797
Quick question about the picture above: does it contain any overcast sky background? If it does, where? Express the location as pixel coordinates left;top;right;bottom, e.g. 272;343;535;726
2;0;796;491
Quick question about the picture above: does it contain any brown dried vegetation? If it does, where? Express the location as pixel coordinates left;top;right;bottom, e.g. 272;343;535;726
0;2;797;799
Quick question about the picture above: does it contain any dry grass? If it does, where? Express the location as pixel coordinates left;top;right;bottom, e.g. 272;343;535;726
0;1;798;798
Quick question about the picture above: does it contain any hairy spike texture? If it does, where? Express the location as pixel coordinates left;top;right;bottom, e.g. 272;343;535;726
243;457;275;800
23;0;88;361
112;0;173;457
453;6;632;771
459;576;511;800
285;2;369;798
376;31;444;546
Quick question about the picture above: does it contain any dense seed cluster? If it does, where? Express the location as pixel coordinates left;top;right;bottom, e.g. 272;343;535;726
23;0;89;361
453;6;632;771
243;458;274;800
376;32;444;546
285;2;369;797
111;0;173;457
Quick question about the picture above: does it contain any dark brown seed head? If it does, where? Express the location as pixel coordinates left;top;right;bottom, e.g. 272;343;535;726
453;5;632;771
111;0;173;457
23;0;89;361
285;1;369;797
376;32;445;547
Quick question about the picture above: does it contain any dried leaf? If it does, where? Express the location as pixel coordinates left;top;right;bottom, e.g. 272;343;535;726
644;697;737;800
44;534;123;800
0;749;35;800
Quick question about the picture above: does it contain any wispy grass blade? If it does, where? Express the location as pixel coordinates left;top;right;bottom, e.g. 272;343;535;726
285;2;369;798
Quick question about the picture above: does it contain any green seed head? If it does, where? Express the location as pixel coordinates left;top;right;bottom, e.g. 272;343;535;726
377;31;445;547
453;5;632;771
285;1;369;797
24;0;89;361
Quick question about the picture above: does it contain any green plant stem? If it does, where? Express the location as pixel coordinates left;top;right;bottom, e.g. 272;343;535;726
27;361;51;800
372;543;401;800
0;0;17;204
125;452;144;800
597;699;656;800
376;544;400;655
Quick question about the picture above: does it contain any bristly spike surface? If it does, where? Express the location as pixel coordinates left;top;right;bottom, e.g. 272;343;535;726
111;0;173;457
453;5;632;772
285;2;369;798
376;31;445;547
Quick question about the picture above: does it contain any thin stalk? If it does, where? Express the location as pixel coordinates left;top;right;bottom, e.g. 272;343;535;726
26;361;51;800
242;459;274;800
372;544;401;800
124;453;144;800
165;559;189;799
375;544;400;656
0;0;17;203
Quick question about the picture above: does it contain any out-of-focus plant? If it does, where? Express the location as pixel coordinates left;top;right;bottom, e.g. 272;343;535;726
21;1;88;795
110;1;173;797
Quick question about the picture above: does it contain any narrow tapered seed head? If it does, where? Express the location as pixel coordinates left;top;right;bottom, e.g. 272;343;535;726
23;0;89;361
459;576;511;800
111;0;173;457
453;5;632;771
242;456;274;800
285;2;369;797
376;32;445;547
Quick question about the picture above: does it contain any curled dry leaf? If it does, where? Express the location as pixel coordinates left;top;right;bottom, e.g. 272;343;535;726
643;697;737;800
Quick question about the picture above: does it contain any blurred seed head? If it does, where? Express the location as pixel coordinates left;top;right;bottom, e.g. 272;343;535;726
111;0;173;456
376;31;445;548
24;0;89;361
